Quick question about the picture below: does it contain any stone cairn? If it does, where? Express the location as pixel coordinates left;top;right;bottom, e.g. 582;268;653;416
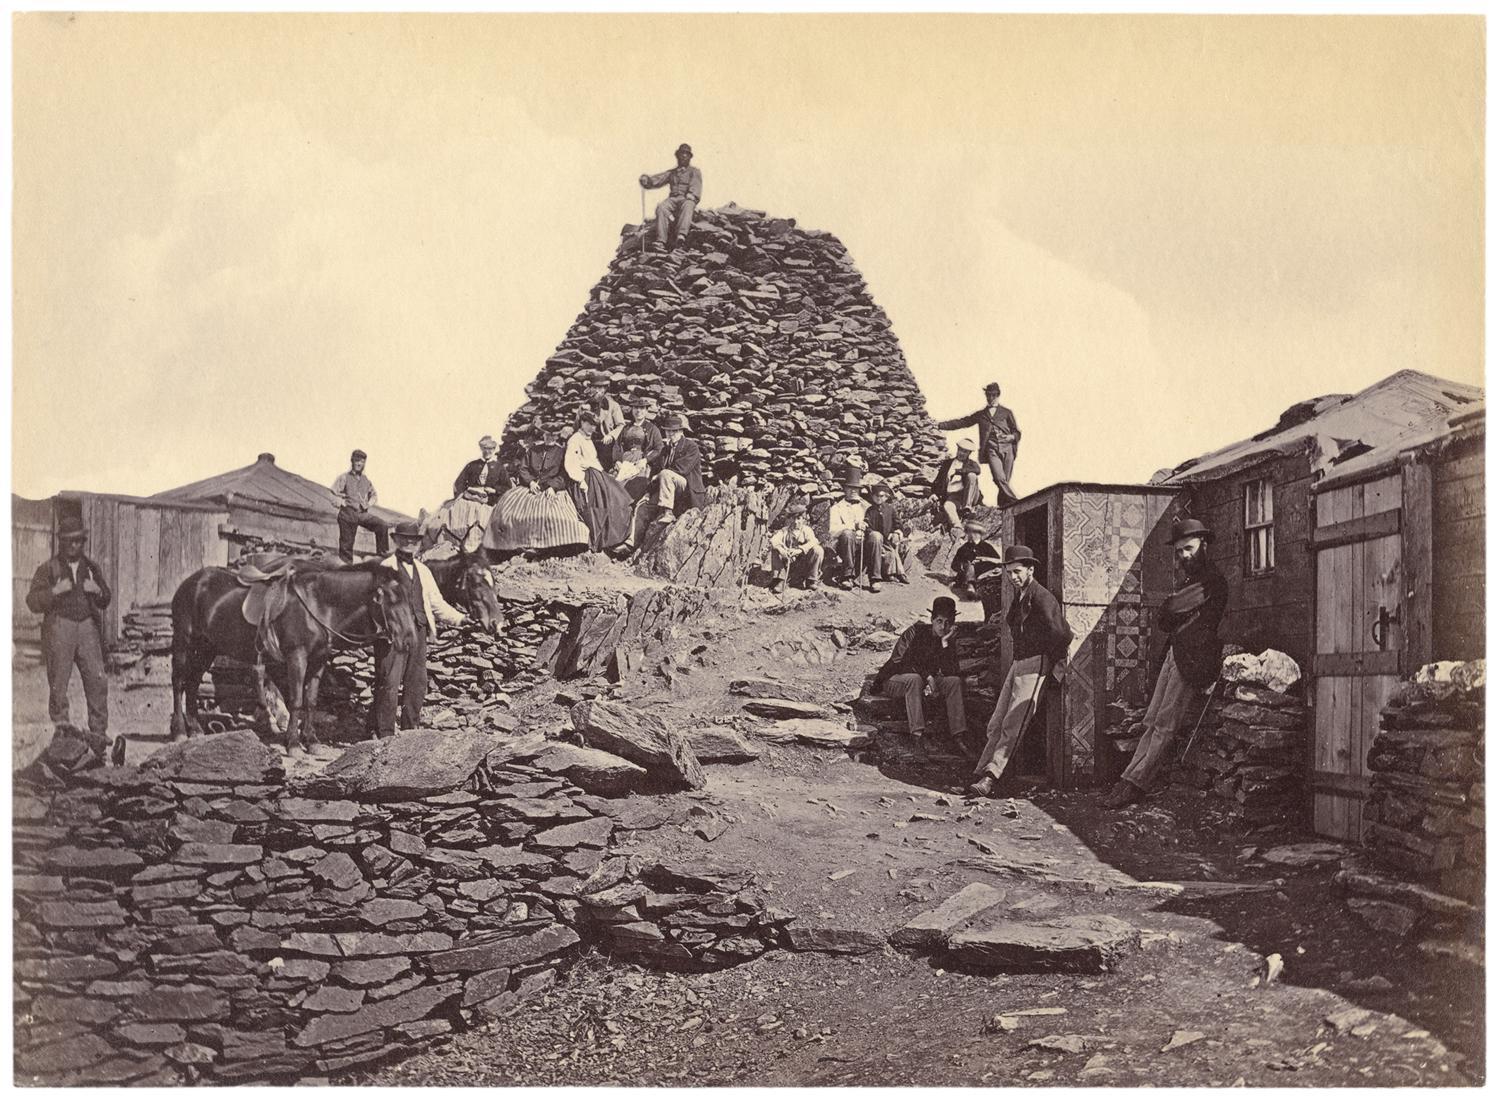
501;203;950;499
13;725;789;1086
1105;648;1308;822
1359;660;1484;903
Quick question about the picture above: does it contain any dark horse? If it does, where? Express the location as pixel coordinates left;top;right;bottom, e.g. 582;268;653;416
170;560;419;751
424;549;505;633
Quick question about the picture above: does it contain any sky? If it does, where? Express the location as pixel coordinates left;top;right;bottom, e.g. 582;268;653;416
11;13;1485;516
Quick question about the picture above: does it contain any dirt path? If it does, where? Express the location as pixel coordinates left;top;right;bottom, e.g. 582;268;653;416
351;568;1483;1087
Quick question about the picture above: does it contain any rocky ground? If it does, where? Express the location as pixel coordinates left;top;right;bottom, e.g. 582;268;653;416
15;553;1483;1087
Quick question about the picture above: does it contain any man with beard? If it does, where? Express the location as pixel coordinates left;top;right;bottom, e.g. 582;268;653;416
27;516;112;738
1102;518;1228;808
371;521;466;738
967;544;1072;797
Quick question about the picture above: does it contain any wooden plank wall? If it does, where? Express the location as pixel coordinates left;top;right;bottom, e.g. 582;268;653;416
1431;446;1484;659
12;496;55;646
1189;453;1315;671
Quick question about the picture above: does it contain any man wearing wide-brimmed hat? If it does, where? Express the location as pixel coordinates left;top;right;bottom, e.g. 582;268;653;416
767;504;823;593
639;143;702;251
931;437;982;530
648;411;705;521
371;520;466;738
936;383;1022;506
968;544;1073;797
27;516;112;738
1103;517;1229;808
453;435;510;506
871;596;970;762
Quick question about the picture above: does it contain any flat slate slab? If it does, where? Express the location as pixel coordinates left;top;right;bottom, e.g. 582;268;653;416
320;730;509;801
526;743;648;797
784;924;886;955
742;698;834;720
760;718;868;747
141;730;282;785
890;882;1009;952
945;914;1138;973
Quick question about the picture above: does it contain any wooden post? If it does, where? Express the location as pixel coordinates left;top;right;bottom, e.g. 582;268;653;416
1399;458;1433;676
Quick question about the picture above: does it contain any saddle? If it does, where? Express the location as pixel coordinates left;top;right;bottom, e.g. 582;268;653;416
233;553;313;661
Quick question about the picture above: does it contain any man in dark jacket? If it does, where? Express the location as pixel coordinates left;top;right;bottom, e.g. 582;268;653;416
650;412;706;519
968;545;1073;796
623;395;665;470
871;596;969;761
453;435;511;505
1103;518;1229;808
27;516;112;737
936;383;1022;506
931;438;982;530
949;517;1005;619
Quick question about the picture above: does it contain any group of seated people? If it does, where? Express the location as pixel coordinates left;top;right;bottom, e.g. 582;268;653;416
425;388;704;560
766;475;912;594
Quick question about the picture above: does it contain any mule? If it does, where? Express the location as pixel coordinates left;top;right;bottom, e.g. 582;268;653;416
424;549;505;634
170;560;418;751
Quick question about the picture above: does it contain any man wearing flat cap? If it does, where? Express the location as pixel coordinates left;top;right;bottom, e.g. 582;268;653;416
931;438;982;530
937;383;1022;506
371;520;466;738
968;544;1072;797
27;516;112;738
871;596;970;762
1103;518;1228;808
950;518;1005;620
453;436;511;506
767;504;823;593
333;449;389;563
639;144;703;251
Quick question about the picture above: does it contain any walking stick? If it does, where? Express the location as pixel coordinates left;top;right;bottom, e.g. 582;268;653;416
639;188;647;255
1177;677;1221;765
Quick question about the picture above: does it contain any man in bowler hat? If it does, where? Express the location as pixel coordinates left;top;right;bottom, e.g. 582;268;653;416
968;544;1072;797
27;516;112;737
936;383;1022;506
872;596;970;762
640;143;702;251
1103;518;1228;808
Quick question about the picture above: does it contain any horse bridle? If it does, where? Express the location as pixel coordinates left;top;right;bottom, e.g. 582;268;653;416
290;579;401;648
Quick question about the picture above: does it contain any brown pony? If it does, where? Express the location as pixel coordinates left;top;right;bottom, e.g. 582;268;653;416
170;560;418;751
424;549;505;634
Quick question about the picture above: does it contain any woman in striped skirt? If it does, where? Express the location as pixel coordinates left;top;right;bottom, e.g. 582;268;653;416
483;421;591;557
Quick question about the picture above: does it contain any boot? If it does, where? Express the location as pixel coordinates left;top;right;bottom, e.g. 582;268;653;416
1101;779;1145;808
966;775;995;799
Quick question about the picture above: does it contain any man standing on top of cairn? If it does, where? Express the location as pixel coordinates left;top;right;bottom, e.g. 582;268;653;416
639;143;702;252
932;438;982;530
768;503;823;593
967;544;1073;797
27;515;111;740
649;412;706;522
1103;518;1228;808
453;435;510;505
937;383;1022;506
871;596;970;763
828;476;877;592
371;521;465;738
333;449;390;563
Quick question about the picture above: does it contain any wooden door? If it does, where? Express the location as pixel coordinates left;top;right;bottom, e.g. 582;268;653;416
1309;469;1430;840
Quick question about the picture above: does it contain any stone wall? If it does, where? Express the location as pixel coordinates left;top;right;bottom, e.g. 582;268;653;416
1360;660;1484;904
13;727;782;1086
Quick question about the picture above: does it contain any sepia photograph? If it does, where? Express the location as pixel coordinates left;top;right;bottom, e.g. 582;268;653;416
9;10;1486;1087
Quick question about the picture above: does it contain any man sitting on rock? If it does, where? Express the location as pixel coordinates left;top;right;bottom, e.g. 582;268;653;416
968;545;1073;798
871;596;969;762
828;477;877;591
932;438;981;530
649;412;706;523
639;143;702;251
768;504;823;593
623;394;665;470
864;481;910;584
1103;518;1228;808
950;518;1005;620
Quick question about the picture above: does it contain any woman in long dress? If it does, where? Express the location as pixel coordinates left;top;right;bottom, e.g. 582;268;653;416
565;409;635;552
483;420;591;557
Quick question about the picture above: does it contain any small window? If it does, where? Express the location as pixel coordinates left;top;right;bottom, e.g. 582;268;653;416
1244;478;1275;575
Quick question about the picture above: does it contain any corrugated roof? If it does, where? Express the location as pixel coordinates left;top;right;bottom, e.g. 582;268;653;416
1153;370;1484;485
152;453;410;525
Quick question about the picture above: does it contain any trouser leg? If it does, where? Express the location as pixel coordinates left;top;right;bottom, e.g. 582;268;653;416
987;449;1018;505
961;472;981;511
770;549;790;583
801;545;824;585
673;198;697;244
835;531;859;581
655;198;674;245
364;515;391;557
373;638;404;738
884;673;926;733
1121;653;1200;788
864;530;884;580
976;656;1044;779
941;498;961;528
43;618;79;726
398;629;429;730
337;509;359;562
656;469;686;511
938;675;968;735
74;620;109;736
